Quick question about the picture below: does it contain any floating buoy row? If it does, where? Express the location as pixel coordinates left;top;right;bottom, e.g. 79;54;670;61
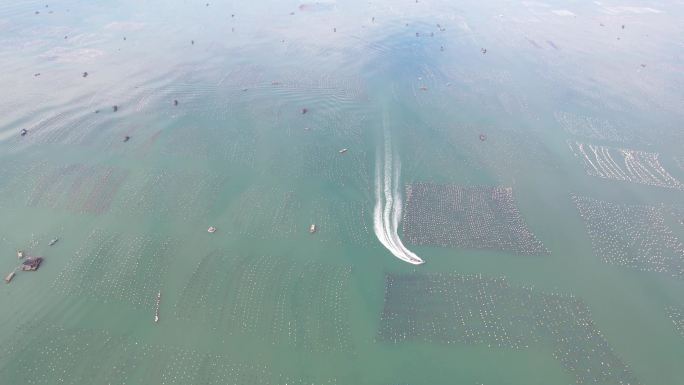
154;291;161;323
568;141;684;190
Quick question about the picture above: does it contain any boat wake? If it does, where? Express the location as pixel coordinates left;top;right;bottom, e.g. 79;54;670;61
373;111;425;265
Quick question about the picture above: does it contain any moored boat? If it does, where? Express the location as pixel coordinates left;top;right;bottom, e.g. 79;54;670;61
20;257;43;271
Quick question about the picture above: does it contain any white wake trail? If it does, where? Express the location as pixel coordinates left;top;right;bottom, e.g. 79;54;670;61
372;111;425;265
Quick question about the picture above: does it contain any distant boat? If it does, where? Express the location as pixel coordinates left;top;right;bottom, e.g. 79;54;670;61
48;238;58;246
4;271;15;283
309;224;317;233
207;226;217;233
16;250;24;259
339;148;348;154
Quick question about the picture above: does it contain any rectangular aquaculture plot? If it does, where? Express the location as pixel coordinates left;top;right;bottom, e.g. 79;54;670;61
176;253;353;352
378;272;641;385
377;273;541;348
538;294;640;385
0;325;338;385
52;230;173;309
568;141;684;190
19;162;128;215
113;170;224;220
402;183;549;255
573;195;684;278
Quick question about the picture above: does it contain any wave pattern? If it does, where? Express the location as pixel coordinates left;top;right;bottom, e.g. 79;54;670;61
373;109;424;265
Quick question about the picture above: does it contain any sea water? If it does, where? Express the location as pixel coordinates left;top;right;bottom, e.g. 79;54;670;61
0;1;683;384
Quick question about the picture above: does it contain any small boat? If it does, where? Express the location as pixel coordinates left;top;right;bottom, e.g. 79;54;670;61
17;250;24;259
123;136;130;142
339;148;348;154
48;238;58;246
309;224;317;234
4;272;15;283
20;257;43;271
207;226;217;233
20;129;28;136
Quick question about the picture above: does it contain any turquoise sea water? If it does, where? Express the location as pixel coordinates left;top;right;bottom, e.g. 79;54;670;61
1;1;683;384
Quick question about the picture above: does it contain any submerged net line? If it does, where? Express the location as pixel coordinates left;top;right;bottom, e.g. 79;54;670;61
377;272;641;385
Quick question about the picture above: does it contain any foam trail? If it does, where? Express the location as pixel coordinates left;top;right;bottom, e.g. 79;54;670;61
373;109;425;265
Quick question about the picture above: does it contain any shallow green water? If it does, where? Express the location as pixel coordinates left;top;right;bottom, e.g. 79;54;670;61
1;1;683;384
